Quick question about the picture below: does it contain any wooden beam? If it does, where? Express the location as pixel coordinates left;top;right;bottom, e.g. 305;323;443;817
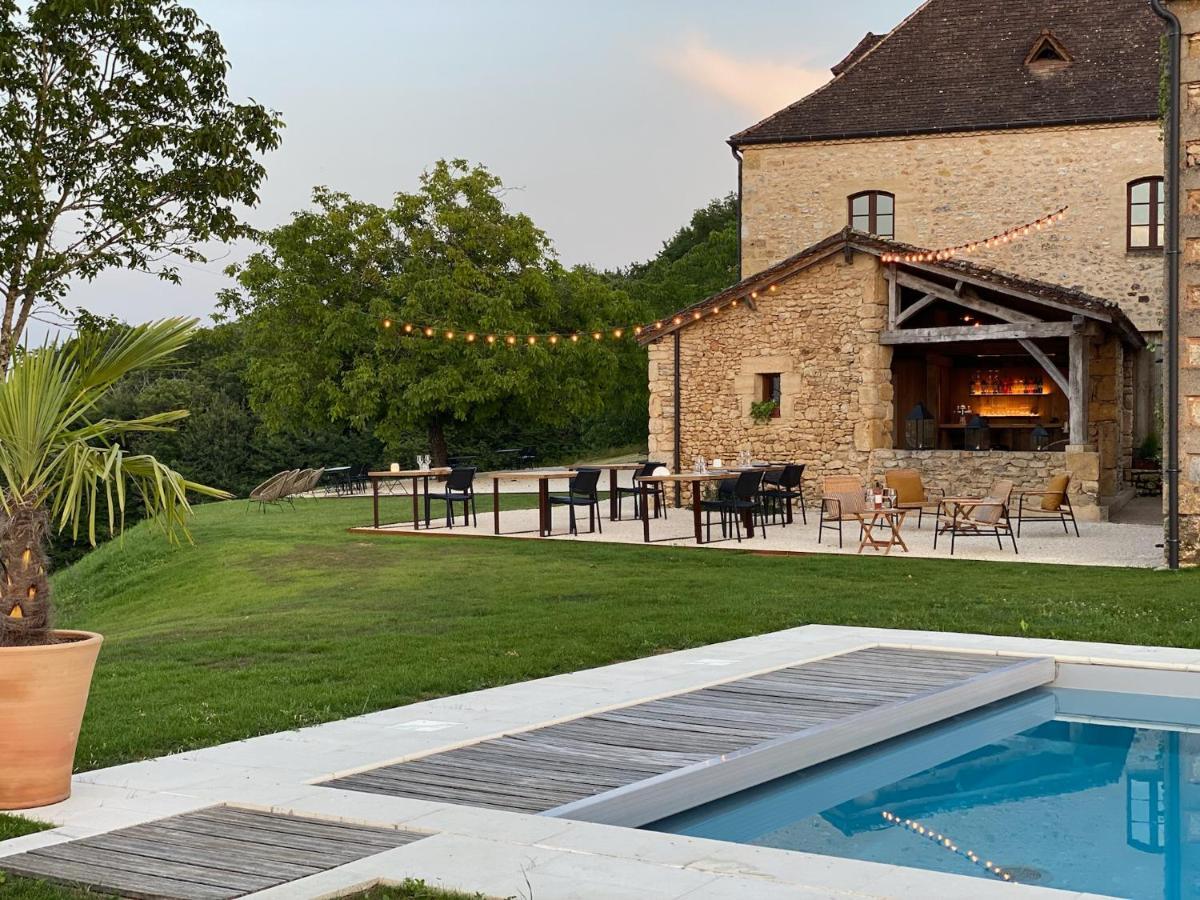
1068;331;1089;444
895;293;936;325
894;259;1113;322
880;322;1076;345
1017;338;1069;394
887;264;899;328
895;271;1041;323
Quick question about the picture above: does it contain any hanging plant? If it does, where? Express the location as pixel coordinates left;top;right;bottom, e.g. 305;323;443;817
749;400;778;425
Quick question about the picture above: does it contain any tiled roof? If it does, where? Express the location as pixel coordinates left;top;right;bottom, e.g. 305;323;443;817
732;0;1162;145
637;229;1144;349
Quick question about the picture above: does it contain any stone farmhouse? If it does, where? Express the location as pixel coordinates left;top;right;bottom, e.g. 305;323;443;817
641;0;1165;525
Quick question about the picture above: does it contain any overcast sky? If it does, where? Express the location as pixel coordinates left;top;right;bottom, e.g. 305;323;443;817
58;0;915;331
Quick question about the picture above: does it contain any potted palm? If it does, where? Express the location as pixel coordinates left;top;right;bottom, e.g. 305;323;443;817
0;318;229;809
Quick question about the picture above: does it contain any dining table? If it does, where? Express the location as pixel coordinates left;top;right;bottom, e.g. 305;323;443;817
634;465;787;544
489;469;576;536
368;468;452;528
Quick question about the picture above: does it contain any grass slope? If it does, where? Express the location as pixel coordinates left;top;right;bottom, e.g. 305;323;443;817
41;495;1199;772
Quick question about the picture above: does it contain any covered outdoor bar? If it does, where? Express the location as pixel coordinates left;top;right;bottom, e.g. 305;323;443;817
642;230;1148;520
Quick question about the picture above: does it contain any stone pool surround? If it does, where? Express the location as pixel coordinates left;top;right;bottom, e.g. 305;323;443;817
4;625;1198;899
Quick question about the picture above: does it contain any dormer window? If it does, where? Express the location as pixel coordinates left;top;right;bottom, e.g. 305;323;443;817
849;191;894;239
1127;177;1164;251
1024;30;1072;73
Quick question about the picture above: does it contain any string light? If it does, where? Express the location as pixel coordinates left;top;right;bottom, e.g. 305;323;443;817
881;206;1067;265
881;811;1016;883
382;319;392;328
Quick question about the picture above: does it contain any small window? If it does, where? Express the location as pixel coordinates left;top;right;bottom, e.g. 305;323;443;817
1024;30;1072;69
848;191;894;239
760;373;782;417
1127;177;1164;251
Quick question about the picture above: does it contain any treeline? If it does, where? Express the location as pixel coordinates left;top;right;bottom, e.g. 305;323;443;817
94;172;738;503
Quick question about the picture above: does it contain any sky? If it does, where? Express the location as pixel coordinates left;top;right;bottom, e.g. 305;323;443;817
59;0;915;331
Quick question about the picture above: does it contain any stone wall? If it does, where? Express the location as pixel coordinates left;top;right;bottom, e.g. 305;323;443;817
740;123;1164;334
869;449;1102;521
1170;0;1200;565
647;251;892;482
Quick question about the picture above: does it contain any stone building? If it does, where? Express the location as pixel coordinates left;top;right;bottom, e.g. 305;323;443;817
1166;0;1200;564
643;0;1164;524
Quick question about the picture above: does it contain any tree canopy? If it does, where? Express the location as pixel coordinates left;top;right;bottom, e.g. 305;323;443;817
0;0;283;367
220;160;642;464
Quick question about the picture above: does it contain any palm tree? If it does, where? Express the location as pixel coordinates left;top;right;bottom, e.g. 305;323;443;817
0;318;230;647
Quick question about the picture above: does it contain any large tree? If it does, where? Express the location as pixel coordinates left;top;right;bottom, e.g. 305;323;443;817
0;0;283;368
221;160;640;464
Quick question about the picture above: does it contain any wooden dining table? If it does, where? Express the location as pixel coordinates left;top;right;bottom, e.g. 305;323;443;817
489;470;576;536
368;468;452;528
635;466;787;544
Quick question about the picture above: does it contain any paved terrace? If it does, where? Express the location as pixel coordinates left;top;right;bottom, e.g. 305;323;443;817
355;483;1163;569
4;625;1197;898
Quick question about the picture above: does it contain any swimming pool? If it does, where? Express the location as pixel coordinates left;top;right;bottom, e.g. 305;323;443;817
647;688;1200;899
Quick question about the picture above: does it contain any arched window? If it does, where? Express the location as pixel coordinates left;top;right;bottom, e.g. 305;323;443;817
1127;177;1164;250
848;191;894;239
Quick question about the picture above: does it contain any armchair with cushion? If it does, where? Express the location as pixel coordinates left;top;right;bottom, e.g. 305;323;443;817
934;479;1017;555
884;468;943;528
1015;474;1078;537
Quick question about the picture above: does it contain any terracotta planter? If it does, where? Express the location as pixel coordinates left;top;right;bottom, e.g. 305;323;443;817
0;630;102;810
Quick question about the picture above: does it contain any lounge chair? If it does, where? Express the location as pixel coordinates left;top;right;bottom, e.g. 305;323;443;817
1015;474;1078;537
934;479;1017;555
818;475;866;548
248;470;295;512
884;468;944;528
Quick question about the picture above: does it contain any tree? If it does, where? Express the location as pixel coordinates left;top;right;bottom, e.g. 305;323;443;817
0;0;283;368
221;160;640;465
0;318;229;646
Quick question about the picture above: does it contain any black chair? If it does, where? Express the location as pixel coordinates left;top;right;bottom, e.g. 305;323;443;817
761;464;807;525
424;467;477;528
700;477;738;542
548;468;603;535
351;463;371;494
700;470;766;543
614;461;668;520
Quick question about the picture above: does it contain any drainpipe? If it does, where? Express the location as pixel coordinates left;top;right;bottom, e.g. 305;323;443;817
730;144;743;281
1152;0;1181;570
673;330;682;507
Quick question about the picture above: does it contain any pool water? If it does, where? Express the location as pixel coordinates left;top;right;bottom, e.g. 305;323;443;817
647;689;1200;899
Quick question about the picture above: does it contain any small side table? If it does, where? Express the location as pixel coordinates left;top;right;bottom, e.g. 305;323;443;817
859;508;909;555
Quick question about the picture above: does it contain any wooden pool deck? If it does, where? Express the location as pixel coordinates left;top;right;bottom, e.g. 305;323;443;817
323;646;1054;826
0;805;427;899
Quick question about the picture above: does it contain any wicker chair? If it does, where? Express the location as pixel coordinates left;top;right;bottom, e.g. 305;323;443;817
818;475;866;548
248;470;295;512
934;479;1017;555
884;468;944;528
1015;474;1078;537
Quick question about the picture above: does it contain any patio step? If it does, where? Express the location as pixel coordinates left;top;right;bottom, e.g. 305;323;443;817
321;646;1054;827
0;805;427;899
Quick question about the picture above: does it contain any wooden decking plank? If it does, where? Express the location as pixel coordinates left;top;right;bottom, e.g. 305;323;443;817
20;842;277;892
184;808;408;849
88;829;329;875
2;854;234;900
320;648;1050;819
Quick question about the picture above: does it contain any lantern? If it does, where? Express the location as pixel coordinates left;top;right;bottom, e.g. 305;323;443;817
964;415;991;451
905;402;936;450
1031;425;1050;451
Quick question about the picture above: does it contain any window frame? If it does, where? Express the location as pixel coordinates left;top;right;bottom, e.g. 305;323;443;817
1126;177;1164;252
848;191;895;239
760;373;782;418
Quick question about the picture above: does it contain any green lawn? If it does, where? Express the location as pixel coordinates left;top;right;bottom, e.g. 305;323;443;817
3;492;1198;898
37;493;1197;772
